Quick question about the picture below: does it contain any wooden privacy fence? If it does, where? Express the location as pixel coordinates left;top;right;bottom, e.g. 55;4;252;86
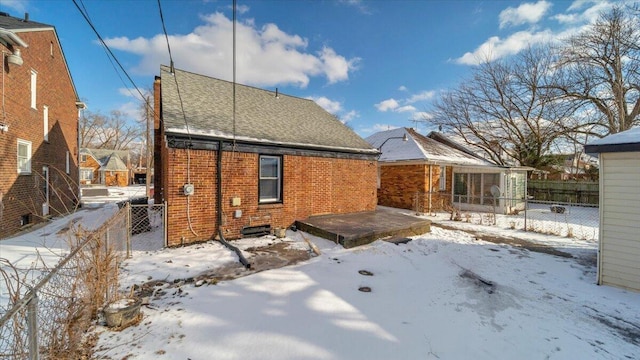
528;180;599;205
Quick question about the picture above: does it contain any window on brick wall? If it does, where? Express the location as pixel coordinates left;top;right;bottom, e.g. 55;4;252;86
43;105;49;141
30;69;37;109
439;166;447;191
17;139;32;174
259;155;282;203
80;168;93;182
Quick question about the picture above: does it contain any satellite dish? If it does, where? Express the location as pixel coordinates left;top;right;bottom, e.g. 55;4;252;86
490;185;501;198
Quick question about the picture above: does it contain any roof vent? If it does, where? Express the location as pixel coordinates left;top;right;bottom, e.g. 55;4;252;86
24;12;29;22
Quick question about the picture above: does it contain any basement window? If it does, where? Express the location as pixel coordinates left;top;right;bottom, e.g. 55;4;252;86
259;155;282;203
21;214;31;226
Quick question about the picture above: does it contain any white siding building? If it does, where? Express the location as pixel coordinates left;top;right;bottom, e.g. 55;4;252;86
585;128;640;292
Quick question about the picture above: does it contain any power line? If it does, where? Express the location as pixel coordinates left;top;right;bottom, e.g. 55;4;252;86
72;0;152;111
77;0;135;108
157;0;192;143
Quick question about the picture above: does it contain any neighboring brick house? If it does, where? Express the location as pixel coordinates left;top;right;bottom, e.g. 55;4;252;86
154;66;378;246
0;13;84;239
366;128;528;215
79;148;131;186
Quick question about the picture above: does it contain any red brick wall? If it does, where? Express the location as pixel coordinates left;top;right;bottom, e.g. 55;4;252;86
163;148;377;246
378;164;452;211
0;29;80;238
80;155;100;185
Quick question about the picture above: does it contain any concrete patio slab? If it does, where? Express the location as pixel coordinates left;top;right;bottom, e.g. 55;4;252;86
295;207;431;248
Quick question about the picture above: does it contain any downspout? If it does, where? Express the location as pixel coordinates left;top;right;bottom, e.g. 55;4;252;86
428;165;432;214
216;140;250;269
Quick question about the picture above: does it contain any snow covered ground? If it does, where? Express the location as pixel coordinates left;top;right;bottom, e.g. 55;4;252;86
2;188;639;359
92;218;638;359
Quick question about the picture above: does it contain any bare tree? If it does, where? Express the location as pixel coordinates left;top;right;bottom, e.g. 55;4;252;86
79;110;143;150
430;47;577;168
553;6;640;135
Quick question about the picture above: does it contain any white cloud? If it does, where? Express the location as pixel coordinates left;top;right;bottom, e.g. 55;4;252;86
359;123;399;134
309;96;342;114
103;12;358;88
458;0;618;65
375;98;399;112
118;101;143;121
410;111;432;121
398;85;408;92
499;0;552;29
118;87;149;101
559;1;614;24
319;47;360;84
396;105;417;113
342;110;359;122
406;90;435;103
1;0;25;13
339;0;371;15
308;96;358;124
456;30;554;65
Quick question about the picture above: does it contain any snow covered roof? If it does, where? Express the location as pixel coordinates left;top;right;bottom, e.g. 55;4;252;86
159;65;376;155
584;127;640;153
365;127;498;166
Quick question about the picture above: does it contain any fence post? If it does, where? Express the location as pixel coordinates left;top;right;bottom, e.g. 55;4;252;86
27;292;39;360
163;201;168;248
126;202;131;258
524;197;527;232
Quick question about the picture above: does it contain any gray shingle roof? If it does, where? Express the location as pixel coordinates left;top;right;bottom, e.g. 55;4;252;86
101;153;128;172
160;65;376;154
81;148;130;167
0;12;52;31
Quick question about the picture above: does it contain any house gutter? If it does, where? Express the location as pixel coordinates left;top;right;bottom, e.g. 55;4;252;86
216;140;250;269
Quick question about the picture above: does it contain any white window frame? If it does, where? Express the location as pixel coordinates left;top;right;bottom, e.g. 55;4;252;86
43;105;49;141
80;168;93;182
259;155;282;203
439;166;447;191
30;69;37;109
17;139;32;174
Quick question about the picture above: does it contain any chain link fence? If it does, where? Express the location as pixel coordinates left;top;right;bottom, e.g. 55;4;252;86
414;191;599;241
0;201;166;359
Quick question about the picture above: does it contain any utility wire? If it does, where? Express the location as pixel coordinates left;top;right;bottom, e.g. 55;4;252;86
72;0;153;112
232;0;237;146
158;0;198;237
77;0;138;108
157;0;192;144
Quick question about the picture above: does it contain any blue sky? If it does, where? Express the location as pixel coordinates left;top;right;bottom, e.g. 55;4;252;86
0;0;624;137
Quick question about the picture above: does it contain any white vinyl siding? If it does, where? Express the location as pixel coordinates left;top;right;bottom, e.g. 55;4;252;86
598;152;640;292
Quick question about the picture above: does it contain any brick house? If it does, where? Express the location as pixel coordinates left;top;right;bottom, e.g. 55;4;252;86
366;128;528;215
154;66;378;246
79;148;131;186
0;13;84;238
